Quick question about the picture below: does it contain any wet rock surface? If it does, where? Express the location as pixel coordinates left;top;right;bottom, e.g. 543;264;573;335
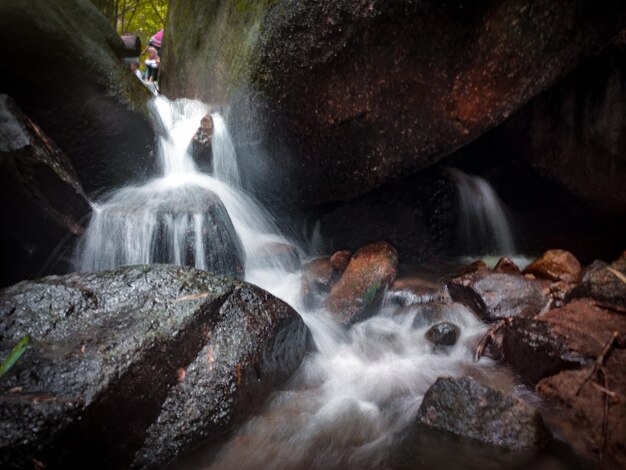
135;284;308;469
0;0;155;195
325;241;398;325
0;95;91;287
494;257;521;275
570;253;626;306
503;299;626;384
416;376;550;450
425;322;460;347
0;265;307;469
164;0;626;208
448;271;549;322
190;114;214;173
537;350;626;469
523;249;582;284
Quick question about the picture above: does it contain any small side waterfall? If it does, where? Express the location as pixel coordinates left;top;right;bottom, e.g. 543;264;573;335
449;169;516;256
211;113;241;186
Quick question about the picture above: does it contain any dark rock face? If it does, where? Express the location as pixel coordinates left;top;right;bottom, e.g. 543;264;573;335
0;0;155;195
448;272;549;322
503;299;626;384
163;0;626;207
325;241;398;325
0;95;91;287
0;265;307;469
312;170;457;262
425;322;460;347
570;253;626;306
416;377;550;449
523;249;582;284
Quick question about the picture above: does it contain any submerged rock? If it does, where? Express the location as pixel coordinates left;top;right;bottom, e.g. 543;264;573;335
0;0;155;195
0;265;307;469
448;272;549;322
523;249;582;284
163;0;626;207
325;241;398;325
0;95;90;287
425;322;460;347
503;299;626;384
301;250;351;309
416;377;550;450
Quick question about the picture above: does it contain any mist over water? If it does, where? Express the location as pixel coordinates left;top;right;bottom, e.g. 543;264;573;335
75;97;514;470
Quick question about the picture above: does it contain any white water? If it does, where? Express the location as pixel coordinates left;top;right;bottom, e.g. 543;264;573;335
76;98;506;469
449;169;516;256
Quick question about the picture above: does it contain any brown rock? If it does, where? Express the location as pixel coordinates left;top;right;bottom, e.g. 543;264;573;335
457;259;489;276
387;277;449;306
190;114;214;172
301;257;334;309
523;249;582;283
329;250;352;275
325;241;398;325
494;257;521;275
448;272;549;322
537;350;626;468
503;299;626;384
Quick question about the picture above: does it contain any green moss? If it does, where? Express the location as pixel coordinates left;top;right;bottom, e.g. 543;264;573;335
362;281;381;308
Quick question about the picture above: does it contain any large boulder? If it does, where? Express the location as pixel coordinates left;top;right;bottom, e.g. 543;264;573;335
0;95;90;287
325;241;398;325
416;376;550;449
0;265;307;469
162;0;626;207
0;0;155;195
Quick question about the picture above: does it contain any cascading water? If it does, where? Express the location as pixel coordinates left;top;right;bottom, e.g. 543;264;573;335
449;169;516;256
76;98;510;469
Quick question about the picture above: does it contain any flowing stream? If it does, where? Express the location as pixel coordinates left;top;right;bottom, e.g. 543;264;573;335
76;97;517;469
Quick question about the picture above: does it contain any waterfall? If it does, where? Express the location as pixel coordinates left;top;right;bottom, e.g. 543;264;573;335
74;97;296;286
75;97;504;469
449;169;516;256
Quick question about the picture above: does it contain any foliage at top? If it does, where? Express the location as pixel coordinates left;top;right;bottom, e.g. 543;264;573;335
90;0;167;49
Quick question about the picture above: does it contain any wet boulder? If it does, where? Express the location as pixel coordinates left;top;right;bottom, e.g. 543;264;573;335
0;95;91;287
325;241;398;325
329;250;352;274
0;0;155;195
569;253;626;306
163;0;626;207
416;376;550;450
523;249;582;284
537;350;626;469
503;299;626;384
447;272;549;322
0;265;307;469
425;322;460;347
386;278;449;307
134;284;308;468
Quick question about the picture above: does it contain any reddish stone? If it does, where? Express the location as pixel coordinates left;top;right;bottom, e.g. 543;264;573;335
523;249;582;283
503;299;626;384
329;250;352;275
494;257;521;275
325;241;398;325
537;350;626;468
456;259;489;276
